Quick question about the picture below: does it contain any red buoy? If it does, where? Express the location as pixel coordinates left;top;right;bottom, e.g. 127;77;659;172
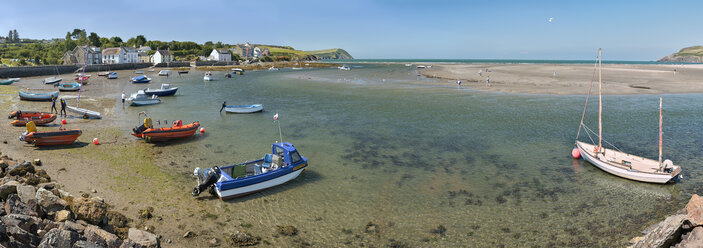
200;128;205;133
93;138;99;145
62;119;67;124
571;147;580;159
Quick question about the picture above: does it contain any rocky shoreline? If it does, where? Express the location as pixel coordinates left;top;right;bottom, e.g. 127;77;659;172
0;152;160;248
629;194;703;247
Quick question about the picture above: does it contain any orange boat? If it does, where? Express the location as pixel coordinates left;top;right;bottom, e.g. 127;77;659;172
131;117;200;142
20;121;81;146
9;111;57;126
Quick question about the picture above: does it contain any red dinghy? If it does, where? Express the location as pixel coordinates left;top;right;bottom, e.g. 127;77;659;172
9;111;57;126
20;121;81;146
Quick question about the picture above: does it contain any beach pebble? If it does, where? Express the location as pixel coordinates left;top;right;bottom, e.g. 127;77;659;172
208;237;219;247
33;159;41;166
91;189;97;193
183;231;194;238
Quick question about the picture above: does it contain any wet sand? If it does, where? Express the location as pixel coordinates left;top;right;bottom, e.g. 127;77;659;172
418;63;703;95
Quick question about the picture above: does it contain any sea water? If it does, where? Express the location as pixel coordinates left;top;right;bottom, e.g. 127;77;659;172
113;64;702;247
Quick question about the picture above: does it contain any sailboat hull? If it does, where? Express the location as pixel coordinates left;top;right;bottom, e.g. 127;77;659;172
576;141;680;184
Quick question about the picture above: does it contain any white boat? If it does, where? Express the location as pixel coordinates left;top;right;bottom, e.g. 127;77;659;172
158;70;170;76
107;72;118;79
338;65;351;71
268;66;279;71
224;104;264;113
203;71;213;81
405;63;412;66
574;48;681;184
67;106;102;119
43;77;62;84
148;69;155;72
8;77;21;82
127;90;161;106
416;65;426;69
291;67;303;70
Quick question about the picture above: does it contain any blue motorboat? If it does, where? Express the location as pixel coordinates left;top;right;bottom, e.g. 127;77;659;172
132;75;151;83
57;82;81;91
144;84;178;96
19;91;59;101
107;72;118;79
193;142;308;200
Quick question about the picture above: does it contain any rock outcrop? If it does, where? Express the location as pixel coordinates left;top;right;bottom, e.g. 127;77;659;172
631;194;703;248
658;46;703;63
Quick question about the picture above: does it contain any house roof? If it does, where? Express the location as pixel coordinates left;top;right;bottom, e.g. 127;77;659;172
102;47;121;55
156;50;171;56
215;49;230;54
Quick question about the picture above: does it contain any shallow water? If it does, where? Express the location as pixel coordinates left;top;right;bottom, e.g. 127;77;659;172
114;64;702;247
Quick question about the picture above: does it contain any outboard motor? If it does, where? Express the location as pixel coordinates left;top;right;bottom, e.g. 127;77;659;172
192;166;221;196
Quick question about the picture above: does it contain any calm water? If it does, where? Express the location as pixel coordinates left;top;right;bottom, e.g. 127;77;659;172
327;58;703;65
114;64;703;247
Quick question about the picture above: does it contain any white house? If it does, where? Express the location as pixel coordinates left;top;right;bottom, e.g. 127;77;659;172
125;47;138;63
208;49;231;62
137;45;151;53
152;50;173;64
101;47;138;64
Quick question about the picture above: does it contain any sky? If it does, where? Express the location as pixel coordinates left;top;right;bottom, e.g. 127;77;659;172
2;0;702;60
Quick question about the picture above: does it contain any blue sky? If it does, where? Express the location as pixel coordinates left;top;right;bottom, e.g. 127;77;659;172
2;0;702;60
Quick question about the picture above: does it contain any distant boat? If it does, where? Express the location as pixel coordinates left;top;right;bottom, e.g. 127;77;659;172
291;67;303;70
107;72;118;79
97;71;110;77
231;68;244;75
8;78;21;82
268;66;279;71
127;90;161;106
144;84;178;96
416;65;426;69
178;71;189;75
57;82;81;92
204;71;213;81
132;75;151;83
405;63;412;66
158;70;171;76
43;77;62;84
74;76;89;84
338;65;351;70
20;122;81;146
224;104;264;114
19;91;59;101
8;111;57;126
0;79;15;85
66;106;101;119
135;70;144;74
148;69;155;72
192;142;308;200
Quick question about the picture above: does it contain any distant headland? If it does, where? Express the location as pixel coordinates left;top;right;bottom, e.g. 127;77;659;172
658;46;703;63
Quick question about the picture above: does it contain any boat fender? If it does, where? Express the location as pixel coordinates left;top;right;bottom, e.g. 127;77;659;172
144;117;153;128
571;147;580;159
26;121;37;133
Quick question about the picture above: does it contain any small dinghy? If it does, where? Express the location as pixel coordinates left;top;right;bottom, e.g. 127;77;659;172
74;76;89;84
192;142;308;200
131;75;151;83
131;116;200;142
224;104;263;114
20;121;81;146
57;82;81;92
144;84;178;96
107;72;118;79
66;106;102;119
19;91;59;101
43;77;62;84
158;70;170;76
231;68;244;75
127;90;161;106
0;79;15;85
203;72;213;81
97;71;110;77
134;70;144;74
9;111;57;126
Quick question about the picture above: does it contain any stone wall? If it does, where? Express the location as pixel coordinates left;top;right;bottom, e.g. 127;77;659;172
153;62;190;68
0;63;153;78
195;61;239;66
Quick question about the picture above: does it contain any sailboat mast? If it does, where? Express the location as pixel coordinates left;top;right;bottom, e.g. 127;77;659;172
598;48;602;151
659;97;663;170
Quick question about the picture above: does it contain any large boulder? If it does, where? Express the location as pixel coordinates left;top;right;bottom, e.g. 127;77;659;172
686;194;703;226
73;240;105;248
0;180;19;200
633;214;688;248
70;197;108;225
7;161;35;177
6;223;41;246
2;213;43;234
60;220;86;234
37;228;80;248
127;228;159;248
5;194;43;217
677;226;703;248
16;184;37;203
55;210;73;222
36;187;69;214
86;224;122;248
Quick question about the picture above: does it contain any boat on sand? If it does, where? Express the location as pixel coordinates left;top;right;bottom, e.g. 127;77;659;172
8;111;57;126
20;121;81;146
19;91;59;101
131;115;200;142
66;106;102;119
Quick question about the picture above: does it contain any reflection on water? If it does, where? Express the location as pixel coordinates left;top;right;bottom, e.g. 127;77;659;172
113;64;702;247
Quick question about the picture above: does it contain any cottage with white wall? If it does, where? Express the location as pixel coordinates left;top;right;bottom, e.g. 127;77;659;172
209;49;232;62
152;50;172;64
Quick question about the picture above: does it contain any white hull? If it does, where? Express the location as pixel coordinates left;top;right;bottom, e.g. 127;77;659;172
225;104;263;113
217;169;304;199
576;141;680;184
67;106;102;118
129;99;161;106
203;75;212;81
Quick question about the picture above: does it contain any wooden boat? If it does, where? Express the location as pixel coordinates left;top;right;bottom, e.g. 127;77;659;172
575;49;682;184
43;77;62;84
107;72;118;79
144;84;178;96
19;91;59;101
66;106;102;119
131;117;200;142
131;75;151;83
0;79;15;85
203;72;213;81
57;82;81;92
97;71;110;77
8;111;57;126
192;142;308;200
158;70;170;76
224;104;263;114
127;90;161;106
20;121;81;146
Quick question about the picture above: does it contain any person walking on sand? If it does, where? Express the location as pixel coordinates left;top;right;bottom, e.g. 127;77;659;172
59;98;67;116
50;96;58;114
486;76;490;87
219;101;227;113
121;92;126;105
457;80;462;88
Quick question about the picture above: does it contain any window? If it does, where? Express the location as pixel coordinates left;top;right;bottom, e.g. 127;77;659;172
289;151;302;164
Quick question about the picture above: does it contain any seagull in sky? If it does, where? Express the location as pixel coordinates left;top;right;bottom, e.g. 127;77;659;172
548;17;554;23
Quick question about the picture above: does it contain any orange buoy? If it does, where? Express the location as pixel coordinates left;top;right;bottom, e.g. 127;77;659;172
200;127;205;133
93;138;99;145
62;119;67;124
571;147;580;159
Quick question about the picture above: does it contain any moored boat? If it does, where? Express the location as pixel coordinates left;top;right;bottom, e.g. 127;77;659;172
203;71;213;81
20;121;81;146
231;68;244;75
268;66;279;71
135;70;144;74
19;91;59;101
74;76;89;84
66;106;102;119
338;65;351;70
224;104;263;114
107;72;118;79
127;90;161;106
97;71;110;77
178;71;189;75
9;111;57;126
158;70;170;76
57;82;81;92
131;75;151;83
0;79;15;85
144;84;178;96
131;116;200;142
192;142;308;200
43;77;62;84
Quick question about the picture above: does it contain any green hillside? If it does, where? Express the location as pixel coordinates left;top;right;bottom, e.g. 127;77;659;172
673;46;703;56
658;46;703;62
306;48;353;59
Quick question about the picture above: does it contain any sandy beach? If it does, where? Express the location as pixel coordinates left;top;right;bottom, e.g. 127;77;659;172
419;63;703;95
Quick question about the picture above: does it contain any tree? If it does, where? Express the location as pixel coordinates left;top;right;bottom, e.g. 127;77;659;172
135;35;147;47
12;29;18;42
65;32;72;40
88;32;101;47
7;30;13;42
110;36;123;44
71;29;84;39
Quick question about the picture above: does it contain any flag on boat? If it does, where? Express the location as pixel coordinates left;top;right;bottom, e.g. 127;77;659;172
273;113;279;121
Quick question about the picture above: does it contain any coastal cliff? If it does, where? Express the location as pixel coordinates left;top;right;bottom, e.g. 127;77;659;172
658;46;703;63
306;48;354;60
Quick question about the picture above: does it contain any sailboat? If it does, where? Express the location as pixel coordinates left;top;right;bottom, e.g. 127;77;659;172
574;49;681;184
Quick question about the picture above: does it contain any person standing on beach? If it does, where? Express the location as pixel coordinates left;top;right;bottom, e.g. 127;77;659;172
553;71;557;77
50;96;58;114
478;70;482;76
457;80;462;88
59;98;67;116
121;92;126;105
486;76;490;87
219;101;227;113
